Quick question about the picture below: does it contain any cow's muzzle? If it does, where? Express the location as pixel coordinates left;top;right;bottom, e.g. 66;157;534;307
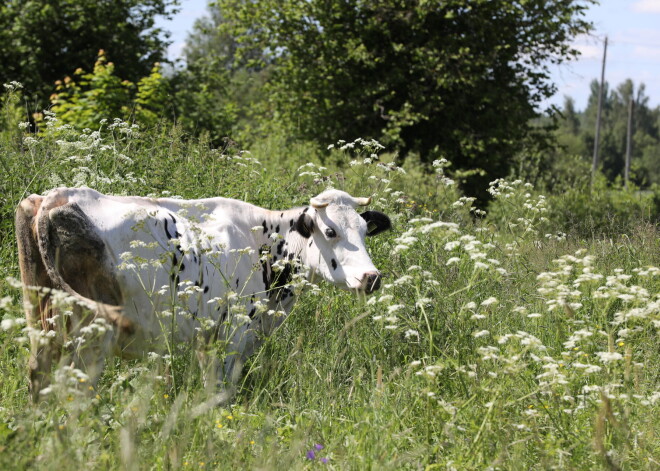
362;271;382;294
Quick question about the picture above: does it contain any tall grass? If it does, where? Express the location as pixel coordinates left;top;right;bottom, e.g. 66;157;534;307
1;87;659;470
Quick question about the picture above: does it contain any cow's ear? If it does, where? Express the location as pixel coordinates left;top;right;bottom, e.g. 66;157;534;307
294;211;315;238
361;211;391;237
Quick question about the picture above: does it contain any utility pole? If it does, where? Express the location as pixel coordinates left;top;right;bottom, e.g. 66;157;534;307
625;92;633;189
592;36;608;187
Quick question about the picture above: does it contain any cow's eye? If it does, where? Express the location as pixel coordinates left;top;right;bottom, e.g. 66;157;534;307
325;227;337;238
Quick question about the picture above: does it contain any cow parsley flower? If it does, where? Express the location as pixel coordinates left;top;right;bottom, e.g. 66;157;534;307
481;297;498;307
404;329;419;339
595;352;623;363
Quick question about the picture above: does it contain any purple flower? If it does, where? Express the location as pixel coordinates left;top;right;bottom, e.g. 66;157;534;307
306;450;316;460
320;457;329;464
315;444;324;451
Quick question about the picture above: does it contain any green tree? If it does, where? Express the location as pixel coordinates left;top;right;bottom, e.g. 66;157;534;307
0;0;177;106
215;0;594;198
50;51;170;130
544;79;660;190
171;6;270;145
581;79;660;185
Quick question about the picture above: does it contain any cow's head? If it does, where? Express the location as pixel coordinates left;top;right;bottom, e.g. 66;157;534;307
294;190;391;294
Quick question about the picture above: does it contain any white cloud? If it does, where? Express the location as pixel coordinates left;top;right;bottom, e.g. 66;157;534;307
631;0;660;13
633;45;660;60
575;43;602;60
570;34;604;60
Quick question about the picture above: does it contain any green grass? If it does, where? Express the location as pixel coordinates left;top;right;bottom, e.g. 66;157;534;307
0;107;659;470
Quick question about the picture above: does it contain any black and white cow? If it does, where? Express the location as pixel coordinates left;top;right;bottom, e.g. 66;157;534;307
16;187;391;400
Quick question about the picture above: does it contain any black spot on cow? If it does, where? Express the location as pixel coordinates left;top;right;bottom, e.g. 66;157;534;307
280;212;284;218
248;307;256;318
175;231;181;238
164;219;173;239
176;245;183;254
194;281;199;287
262;220;268;234
302;207;309;213
169;213;176;224
277;240;285;255
309;240;313;247
331;258;337;270
270;263;292;292
275;225;280;233
289;219;294;228
270;224;273;230
191;310;198;319
171;253;178;268
235;278;240;288
180;263;185;271
204;286;209;293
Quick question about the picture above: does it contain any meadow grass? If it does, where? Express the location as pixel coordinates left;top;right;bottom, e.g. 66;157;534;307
0;99;659;470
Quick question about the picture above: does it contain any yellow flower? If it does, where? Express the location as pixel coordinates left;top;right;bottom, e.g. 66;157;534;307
163;394;169;399
217;424;223;429
618;341;625;347
226;415;233;420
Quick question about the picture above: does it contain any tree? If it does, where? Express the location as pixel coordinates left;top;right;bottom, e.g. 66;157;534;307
215;0;595;198
50;51;170;130
171;6;271;144
0;0;177;107
547;79;660;189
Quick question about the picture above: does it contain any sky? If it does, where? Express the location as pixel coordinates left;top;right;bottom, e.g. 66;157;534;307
158;0;660;111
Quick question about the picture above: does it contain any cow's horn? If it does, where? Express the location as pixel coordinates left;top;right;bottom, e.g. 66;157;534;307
310;197;329;209
355;196;371;206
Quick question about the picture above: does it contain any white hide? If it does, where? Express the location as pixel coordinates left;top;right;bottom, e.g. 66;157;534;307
25;187;389;389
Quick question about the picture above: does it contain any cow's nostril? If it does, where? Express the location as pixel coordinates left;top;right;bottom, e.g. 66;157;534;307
363;272;381;294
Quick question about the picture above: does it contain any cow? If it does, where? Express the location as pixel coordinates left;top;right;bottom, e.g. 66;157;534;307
15;187;391;401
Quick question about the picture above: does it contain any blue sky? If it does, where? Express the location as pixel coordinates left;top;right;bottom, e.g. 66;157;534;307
158;0;660;111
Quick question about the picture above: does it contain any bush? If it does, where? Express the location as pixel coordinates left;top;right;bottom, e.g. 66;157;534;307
546;177;659;238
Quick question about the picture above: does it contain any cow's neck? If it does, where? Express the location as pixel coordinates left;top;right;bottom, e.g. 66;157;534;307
252;207;311;305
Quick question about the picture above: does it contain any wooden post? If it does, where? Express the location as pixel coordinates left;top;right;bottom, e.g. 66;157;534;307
625;93;633;189
592;36;608;187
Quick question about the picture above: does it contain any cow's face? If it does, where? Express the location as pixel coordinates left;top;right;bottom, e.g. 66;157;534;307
294;190;391;294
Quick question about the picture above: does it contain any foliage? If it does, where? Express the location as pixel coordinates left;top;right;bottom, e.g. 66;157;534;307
1;91;660;469
214;0;595;199
545;178;660;238
0;0;177;107
171;6;271;145
543;80;660;190
49;51;170;130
